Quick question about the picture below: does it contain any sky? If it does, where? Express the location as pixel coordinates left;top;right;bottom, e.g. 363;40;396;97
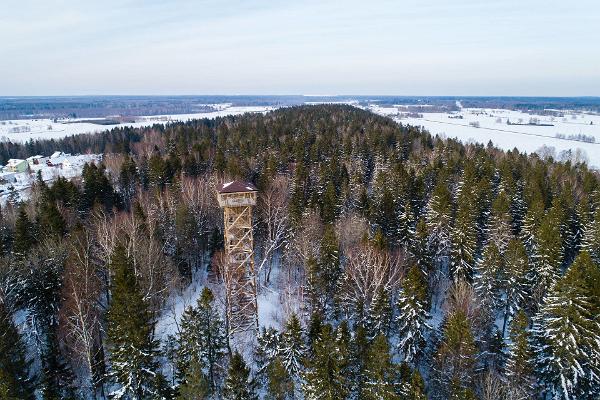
1;0;599;96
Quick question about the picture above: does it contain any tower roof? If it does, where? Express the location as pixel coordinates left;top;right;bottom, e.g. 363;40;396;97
217;180;258;194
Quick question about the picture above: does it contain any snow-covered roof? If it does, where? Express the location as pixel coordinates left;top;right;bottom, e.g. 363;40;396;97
6;159;26;166
217;180;258;194
50;151;63;159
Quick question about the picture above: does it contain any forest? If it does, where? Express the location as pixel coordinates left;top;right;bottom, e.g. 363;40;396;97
0;104;600;399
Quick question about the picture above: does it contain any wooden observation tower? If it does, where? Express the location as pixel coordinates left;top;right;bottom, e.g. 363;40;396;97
217;181;259;336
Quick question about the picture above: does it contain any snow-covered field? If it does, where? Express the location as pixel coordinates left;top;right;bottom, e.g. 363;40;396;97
4;101;600;168
0;105;276;143
366;104;600;167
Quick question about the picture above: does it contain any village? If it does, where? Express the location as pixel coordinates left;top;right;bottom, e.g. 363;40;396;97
0;151;102;203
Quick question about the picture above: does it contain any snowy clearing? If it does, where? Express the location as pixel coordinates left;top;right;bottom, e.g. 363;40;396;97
366;104;600;167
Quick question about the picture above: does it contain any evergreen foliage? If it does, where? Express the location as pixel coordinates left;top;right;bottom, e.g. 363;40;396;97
396;265;430;364
106;243;159;399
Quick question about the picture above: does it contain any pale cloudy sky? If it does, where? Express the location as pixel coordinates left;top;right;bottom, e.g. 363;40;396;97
1;0;599;96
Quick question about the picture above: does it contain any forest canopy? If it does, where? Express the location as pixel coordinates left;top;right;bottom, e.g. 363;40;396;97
0;105;599;399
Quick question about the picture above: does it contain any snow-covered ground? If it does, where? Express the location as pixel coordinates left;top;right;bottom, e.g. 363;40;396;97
0;105;276;143
366;104;600;167
0;153;101;203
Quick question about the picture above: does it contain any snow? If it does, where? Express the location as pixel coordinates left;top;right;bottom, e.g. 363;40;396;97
0;105;277;143
365;104;600;167
257;286;283;330
0;153;101;203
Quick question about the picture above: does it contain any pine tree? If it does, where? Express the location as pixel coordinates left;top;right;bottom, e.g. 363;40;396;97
177;287;226;392
278;314;305;379
366;286;392;338
0;301;34;399
361;335;401;400
396;265;431;364
474;242;503;313
432;310;477;398
106;243;159;399
501;239;528;335
531;252;600;399
223;352;258;400
505;310;535;400
302;325;349;400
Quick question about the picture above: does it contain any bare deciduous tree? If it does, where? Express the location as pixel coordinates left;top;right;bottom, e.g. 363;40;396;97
59;229;106;397
337;244;404;322
256;175;290;284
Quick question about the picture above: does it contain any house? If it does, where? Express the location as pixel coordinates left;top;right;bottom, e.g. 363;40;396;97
26;155;48;167
6;159;28;173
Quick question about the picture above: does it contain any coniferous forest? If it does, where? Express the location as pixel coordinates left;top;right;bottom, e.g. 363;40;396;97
1;105;600;399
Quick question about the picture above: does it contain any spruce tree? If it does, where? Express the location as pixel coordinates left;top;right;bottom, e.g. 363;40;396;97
315;225;340;314
0;301;34;399
362;335;401;400
432;310;476;398
278;314;305;379
223;352;258;400
488;190;513;253
106;243;159;399
176;357;209;400
474;242;503;313
302;324;349;400
501;239;528;334
366;286;392;338
397;198;415;247
177;287;226;392
255;327;280;381
396;265;431;364
406;370;427;400
426;180;453;268
349;324;369;398
510;180;527;234
520;200;544;256
13;206;35;257
582;207;600;263
531;252;600;399
449;198;477;282
505;310;535;400
409;218;433;278
531;209;563;302
266;357;294;400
